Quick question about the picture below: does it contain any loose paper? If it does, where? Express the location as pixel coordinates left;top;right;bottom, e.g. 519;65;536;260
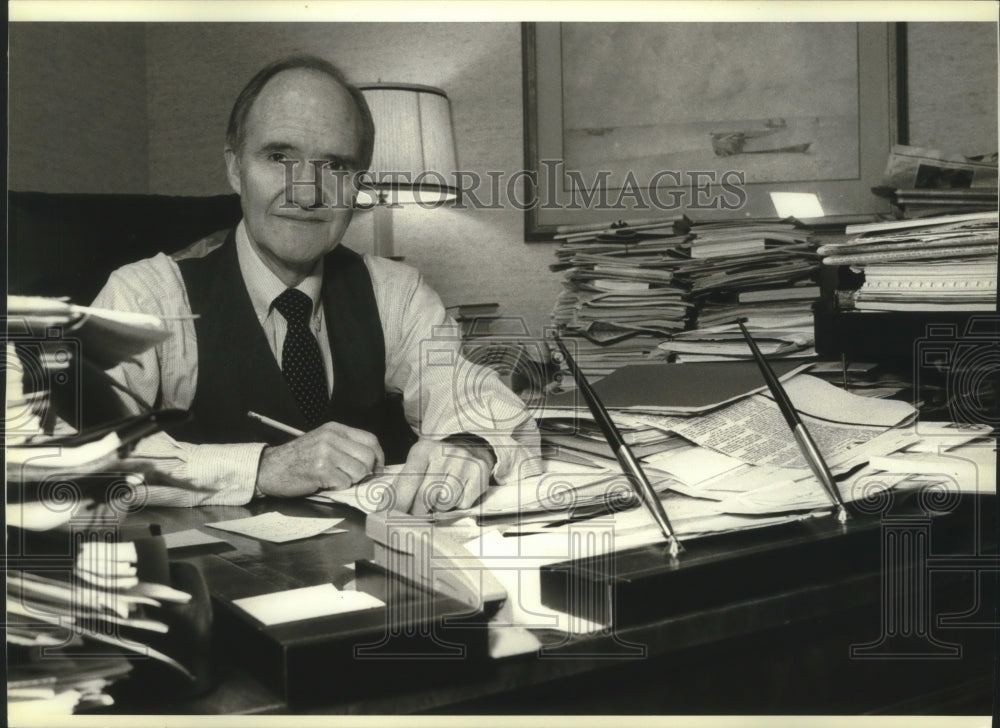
233;583;384;625
162;528;230;550
205;511;345;543
671;394;917;471
642;444;745;488
766;374;916;427
308;465;405;513
464;530;605;635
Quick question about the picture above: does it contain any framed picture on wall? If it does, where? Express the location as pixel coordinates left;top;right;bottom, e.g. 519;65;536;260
522;22;903;240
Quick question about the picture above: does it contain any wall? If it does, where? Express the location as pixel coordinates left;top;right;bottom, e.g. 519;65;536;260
142;22;560;334
8;22;998;332
8;23;149;193
907;23;998;155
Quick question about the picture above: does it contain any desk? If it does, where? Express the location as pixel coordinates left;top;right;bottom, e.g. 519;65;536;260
102;489;998;716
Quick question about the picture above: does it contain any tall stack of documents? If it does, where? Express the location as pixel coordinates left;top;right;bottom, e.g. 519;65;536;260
819;211;999;312
549;218;821;374
549;228;692;377
7;545;195;717
5;295;193;716
657;218;819;362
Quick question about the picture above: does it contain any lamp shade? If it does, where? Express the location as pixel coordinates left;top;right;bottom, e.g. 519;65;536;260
357;83;458;206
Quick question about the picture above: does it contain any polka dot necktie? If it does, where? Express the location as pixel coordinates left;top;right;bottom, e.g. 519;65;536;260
272;288;327;429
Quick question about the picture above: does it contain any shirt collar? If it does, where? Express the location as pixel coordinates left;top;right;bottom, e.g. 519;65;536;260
235;220;324;323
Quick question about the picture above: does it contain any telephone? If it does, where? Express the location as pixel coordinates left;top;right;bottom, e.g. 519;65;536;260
365;510;506;611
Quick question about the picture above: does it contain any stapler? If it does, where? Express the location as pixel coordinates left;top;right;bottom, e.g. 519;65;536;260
365;510;506;611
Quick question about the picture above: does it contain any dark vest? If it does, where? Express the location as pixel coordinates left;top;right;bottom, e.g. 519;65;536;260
164;230;416;463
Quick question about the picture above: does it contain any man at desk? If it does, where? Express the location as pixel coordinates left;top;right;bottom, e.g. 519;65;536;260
92;55;539;513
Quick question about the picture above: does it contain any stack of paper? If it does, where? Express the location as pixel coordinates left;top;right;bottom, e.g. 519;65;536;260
5;295;196;715
549;227;696;377
875;144;998;218
890;187;998;218
7;538;195;716
655;318;815;363
685;221;800;258
536;371;993;530
659;218;819;361
8;295;173;367
548;218;820;374
819;211;998;312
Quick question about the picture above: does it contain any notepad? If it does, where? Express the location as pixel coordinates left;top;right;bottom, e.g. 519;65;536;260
205;512;345;543
233;584;385;625
162;528;231;551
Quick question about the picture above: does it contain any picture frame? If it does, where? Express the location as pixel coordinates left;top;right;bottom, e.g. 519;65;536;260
522;22;904;241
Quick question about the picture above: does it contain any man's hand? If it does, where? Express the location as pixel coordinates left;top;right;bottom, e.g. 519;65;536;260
391;438;496;515
256;422;384;498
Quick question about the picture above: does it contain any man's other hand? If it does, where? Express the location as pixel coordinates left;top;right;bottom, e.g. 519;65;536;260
256;422;384;497
391;438;496;515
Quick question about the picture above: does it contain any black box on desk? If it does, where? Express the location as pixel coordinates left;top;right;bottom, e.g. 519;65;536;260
813;300;996;370
211;559;496;709
539;495;994;629
813;262;998;370
539;515;881;629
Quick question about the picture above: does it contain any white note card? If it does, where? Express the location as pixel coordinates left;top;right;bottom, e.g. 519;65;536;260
205;511;345;543
162;528;230;550
233;583;385;625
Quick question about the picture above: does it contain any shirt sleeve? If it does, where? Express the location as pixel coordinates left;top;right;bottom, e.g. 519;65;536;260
91;254;261;506
366;255;543;485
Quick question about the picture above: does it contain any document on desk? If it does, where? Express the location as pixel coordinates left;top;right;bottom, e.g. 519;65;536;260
647;426;994;515
496;494;819;546
870;433;996;496
465;530;606;635
233;584;384;625
898;422;994;453
309;460;668;521
308;465;406;513
642;444;747;491
717;467;913;515
205;511;345;543
161;528;232;551
471;460;626;517
669;375;918;472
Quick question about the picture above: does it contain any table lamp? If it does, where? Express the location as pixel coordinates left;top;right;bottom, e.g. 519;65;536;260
357;83;459;259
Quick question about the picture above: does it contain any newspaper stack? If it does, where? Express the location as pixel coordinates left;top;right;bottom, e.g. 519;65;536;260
657;220;820;362
875;145;998;219
549;228;692;378
819;211;998;312
549;218;821;374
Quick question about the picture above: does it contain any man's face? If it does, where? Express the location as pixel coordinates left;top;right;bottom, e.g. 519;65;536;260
225;69;364;285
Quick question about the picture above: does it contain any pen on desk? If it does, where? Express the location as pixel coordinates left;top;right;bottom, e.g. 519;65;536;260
247;411;305;438
736;319;849;523
552;334;683;557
